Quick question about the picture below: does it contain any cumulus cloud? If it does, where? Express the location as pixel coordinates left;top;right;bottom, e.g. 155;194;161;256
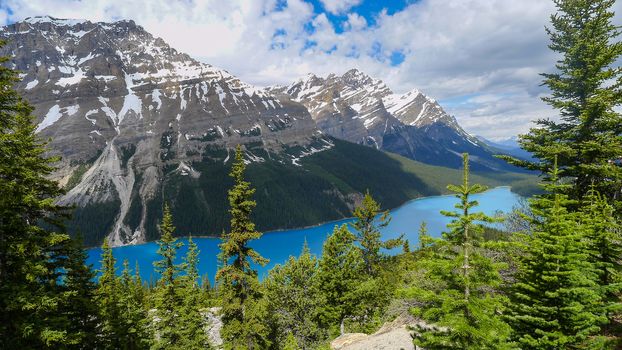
2;0;621;139
320;0;362;14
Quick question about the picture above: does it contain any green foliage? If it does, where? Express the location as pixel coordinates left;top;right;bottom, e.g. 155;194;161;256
217;145;269;349
178;237;211;349
316;224;363;336
99;248;151;350
65;162;91;191
264;243;325;349
118;260;151;349
61;235;100;349
406;154;512;349
581;188;622;332
507;164;604;349
502;0;622;207
97;241;124;349
350;191;402;276
152;204;185;349
0;39;81;347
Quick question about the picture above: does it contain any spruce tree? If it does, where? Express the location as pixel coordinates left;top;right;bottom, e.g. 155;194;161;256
118;259;151;349
97;241;123;349
0;40;74;347
418;221;432;250
216;145;269;349
152;204;184;349
581;188;622;332
507;162;604;349
265;242;324;349
62;235;100;349
316;224;363;336
502;0;622;207
178;237;211;349
408;154;511;349
350;191;402;276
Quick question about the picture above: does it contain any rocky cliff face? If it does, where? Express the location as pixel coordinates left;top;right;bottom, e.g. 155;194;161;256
269;69;511;171
0;16;329;245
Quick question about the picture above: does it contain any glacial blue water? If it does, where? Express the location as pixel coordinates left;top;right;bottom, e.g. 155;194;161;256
86;186;521;284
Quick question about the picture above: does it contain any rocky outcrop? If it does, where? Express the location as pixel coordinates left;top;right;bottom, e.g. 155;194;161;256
331;315;418;350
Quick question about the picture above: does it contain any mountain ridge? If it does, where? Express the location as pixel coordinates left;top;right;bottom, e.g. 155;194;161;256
1;16;532;246
267;68;516;172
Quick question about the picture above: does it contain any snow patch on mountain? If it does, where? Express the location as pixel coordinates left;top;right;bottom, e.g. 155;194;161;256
36;104;62;133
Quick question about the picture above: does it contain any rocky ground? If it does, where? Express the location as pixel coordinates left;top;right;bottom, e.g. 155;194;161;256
331;315;420;350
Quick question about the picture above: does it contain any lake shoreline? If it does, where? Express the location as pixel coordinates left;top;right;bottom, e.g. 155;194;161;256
87;186;513;249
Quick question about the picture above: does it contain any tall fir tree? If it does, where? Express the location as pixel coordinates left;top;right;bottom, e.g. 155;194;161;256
350;191;402;276
581;188;622;333
62;235;100;349
97;240;124;349
178;237;211;349
216;145;269;349
0;40;75;348
118;259;151;350
507;160;604;349
152;204;184;349
265;242;325;349
502;0;622;208
316;224;363;336
407;154;511;349
418;221;432;250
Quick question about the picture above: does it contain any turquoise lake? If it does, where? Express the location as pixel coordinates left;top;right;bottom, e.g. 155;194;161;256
86;186;521;284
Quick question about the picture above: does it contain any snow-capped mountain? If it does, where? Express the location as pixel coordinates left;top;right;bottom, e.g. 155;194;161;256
269;69;511;171
0;16;334;245
0;16;519;246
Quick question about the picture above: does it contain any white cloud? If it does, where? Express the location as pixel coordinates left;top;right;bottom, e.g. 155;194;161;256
319;0;361;14
3;0;622;139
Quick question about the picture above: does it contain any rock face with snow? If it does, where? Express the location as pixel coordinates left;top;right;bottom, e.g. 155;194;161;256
269;69;511;171
0;16;329;245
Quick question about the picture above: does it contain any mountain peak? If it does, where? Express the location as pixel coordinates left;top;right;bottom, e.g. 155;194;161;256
23;16;88;26
342;68;367;78
22;15;138;27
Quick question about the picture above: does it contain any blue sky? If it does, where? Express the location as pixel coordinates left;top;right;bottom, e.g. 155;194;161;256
2;0;621;139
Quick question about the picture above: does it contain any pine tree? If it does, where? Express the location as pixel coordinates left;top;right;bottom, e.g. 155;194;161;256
178;237;211;349
283;332;300;350
581;188;622;333
0;40;75;347
409;154;511;349
62;235;100;349
317;224;363;336
350;191;402;276
502;0;622;207
507;161;604;349
418;221;432;250
118;259;151;349
265;242;325;349
216;145;269;349
402;239;410;253
97;241;123;349
152;204;184;349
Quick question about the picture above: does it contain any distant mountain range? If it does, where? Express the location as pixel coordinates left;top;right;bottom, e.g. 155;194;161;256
475;136;534;161
267;69;517;172
0;16;532;246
